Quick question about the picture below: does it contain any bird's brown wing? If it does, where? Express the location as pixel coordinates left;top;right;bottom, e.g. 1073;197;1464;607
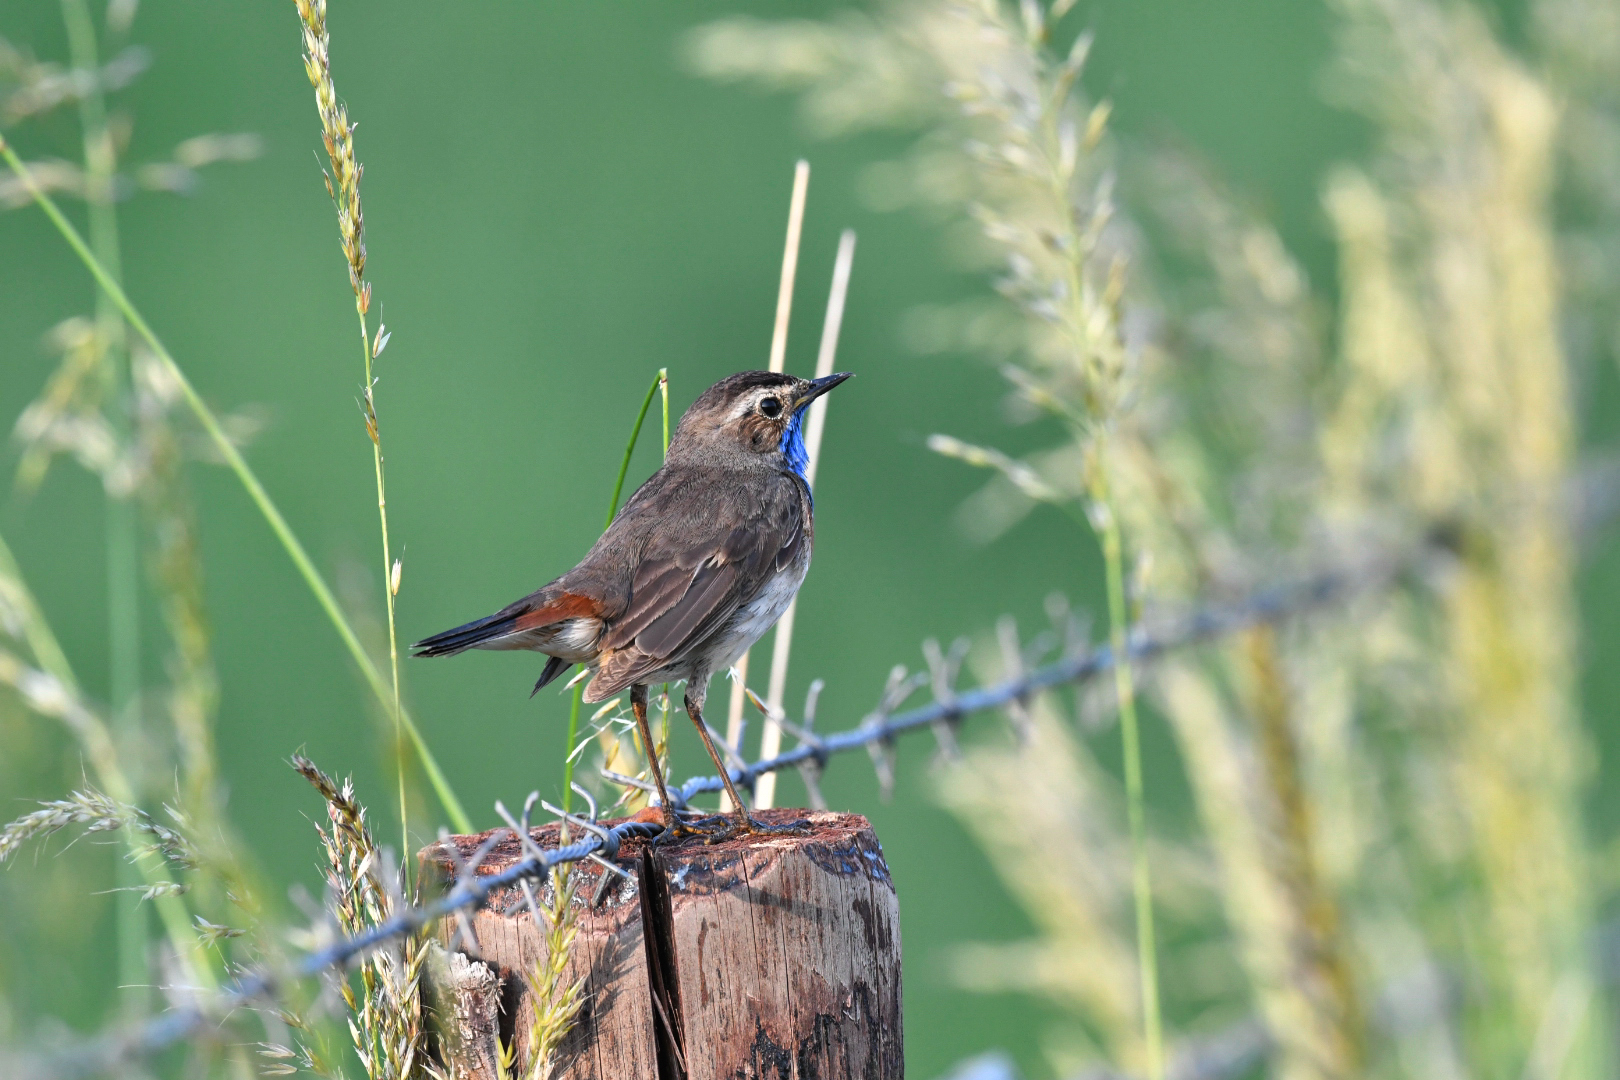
584;482;805;701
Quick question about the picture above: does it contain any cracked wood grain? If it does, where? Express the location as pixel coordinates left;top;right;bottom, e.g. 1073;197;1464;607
423;809;902;1080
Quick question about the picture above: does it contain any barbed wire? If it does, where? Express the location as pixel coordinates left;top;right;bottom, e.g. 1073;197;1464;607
17;555;1395;1079
669;562;1362;808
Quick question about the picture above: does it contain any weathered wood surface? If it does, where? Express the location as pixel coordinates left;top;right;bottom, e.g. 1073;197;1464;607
423;817;660;1079
420;808;903;1080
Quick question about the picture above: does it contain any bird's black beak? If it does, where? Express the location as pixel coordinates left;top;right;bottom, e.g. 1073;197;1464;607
797;371;854;409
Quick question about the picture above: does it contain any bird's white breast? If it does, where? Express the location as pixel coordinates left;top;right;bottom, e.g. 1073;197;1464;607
710;554;810;671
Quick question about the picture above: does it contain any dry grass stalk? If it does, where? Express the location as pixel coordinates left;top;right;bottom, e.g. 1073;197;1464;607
1319;1;1593;1070
295;754;437;1080
756;227;857;809
292;0;412;854
3;0;267;1024
0;572;218;992
498;867;587;1079
294;0;367;309
722;160;812;809
689;2;1607;1078
4;3;423;1062
934;682;1147;1068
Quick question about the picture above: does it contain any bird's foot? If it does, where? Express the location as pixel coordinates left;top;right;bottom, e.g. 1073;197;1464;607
695;812;811;845
650;810;810;846
649;810;732;847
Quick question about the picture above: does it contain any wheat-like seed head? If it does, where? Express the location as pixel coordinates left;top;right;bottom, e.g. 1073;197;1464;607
520;867;587;1077
0;787;197;870
295;754;437;1080
293;0;368;312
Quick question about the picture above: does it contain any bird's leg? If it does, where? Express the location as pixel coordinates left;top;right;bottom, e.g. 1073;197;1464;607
686;690;752;824
630;685;680;834
685;690;807;841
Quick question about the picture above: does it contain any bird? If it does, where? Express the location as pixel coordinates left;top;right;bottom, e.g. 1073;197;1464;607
412;369;852;840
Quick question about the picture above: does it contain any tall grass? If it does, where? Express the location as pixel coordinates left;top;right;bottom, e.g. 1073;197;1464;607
2;0;267;1033
0;53;472;842
0;0;460;1067
695;5;1168;1071
57;0;146;1004
689;1;1614;1078
291;0;412;859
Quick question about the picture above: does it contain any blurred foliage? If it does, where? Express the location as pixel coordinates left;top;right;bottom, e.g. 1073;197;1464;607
691;0;1620;1077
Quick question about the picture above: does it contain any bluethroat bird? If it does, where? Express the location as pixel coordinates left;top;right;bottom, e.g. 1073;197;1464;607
413;370;853;840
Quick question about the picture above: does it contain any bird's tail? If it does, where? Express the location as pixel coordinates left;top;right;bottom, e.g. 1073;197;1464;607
412;589;599;658
411;608;525;657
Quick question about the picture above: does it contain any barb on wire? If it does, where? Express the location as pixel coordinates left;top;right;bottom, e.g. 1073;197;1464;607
744;681;831;810
23;559;1387;1080
666;562;1370;808
995;616;1036;744
921;637;970;763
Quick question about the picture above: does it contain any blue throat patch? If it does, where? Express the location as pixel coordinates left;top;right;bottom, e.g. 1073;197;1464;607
780;408;810;482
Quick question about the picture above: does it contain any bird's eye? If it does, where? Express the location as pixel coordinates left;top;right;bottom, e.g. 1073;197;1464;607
760;397;784;418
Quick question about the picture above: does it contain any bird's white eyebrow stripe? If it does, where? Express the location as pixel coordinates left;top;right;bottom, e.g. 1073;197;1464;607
730;388;774;420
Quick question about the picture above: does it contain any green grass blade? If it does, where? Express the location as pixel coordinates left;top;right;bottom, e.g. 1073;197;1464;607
604;371;664;530
1093;472;1164;1080
660;368;670;455
563;369;666;815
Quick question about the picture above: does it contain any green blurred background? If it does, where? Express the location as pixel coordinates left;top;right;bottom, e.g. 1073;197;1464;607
3;0;1615;1075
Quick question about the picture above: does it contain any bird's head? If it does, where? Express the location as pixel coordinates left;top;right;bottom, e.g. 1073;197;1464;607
669;370;853;476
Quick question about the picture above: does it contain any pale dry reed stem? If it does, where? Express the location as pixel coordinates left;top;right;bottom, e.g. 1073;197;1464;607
723;159;810;808
769;160;811;374
757;228;855;809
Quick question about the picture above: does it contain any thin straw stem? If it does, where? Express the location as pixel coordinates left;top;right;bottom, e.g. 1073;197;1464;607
1093;465;1164;1080
756;228;855;809
661;369;671;455
0;139;474;835
60;0;148;1002
768;161;811;374
290;0;411;860
724;160;810;807
562;368;666;816
660;371;671;759
802;230;856;490
361;308;408;863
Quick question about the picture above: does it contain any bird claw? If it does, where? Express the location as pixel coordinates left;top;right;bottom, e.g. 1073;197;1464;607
697;814;811;845
650;812;730;847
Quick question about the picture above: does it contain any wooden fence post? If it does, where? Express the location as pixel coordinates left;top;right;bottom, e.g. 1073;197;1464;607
420;808;903;1079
